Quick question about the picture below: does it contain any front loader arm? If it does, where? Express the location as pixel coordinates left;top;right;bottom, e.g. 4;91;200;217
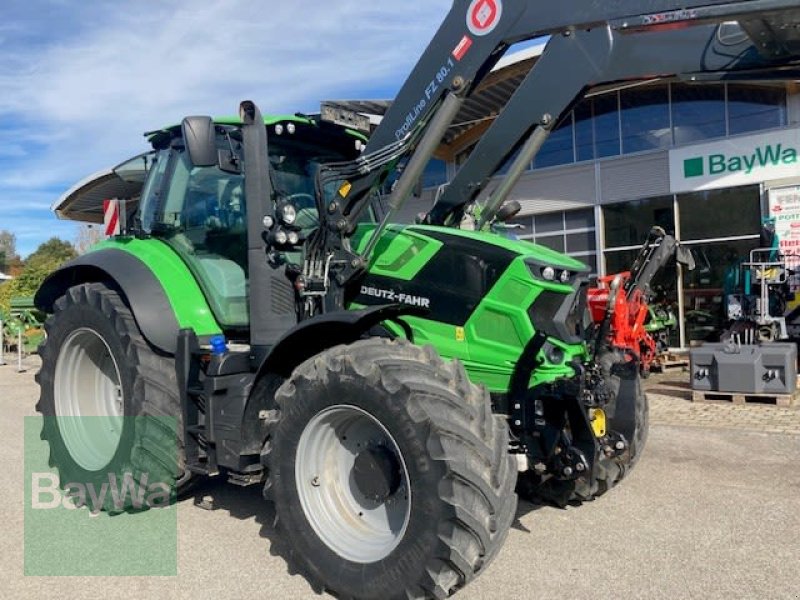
430;18;800;226
307;0;800;313
330;0;800;231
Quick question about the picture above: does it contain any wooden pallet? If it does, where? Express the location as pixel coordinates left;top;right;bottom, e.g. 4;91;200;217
652;353;689;373
691;389;799;407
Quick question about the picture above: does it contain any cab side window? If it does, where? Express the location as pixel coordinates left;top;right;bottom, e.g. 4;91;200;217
157;149;250;329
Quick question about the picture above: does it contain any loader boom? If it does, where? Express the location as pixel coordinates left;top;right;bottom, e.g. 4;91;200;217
311;0;800;307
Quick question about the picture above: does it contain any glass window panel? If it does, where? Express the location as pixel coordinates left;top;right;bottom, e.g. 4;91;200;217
534;212;564;234
534;114;574;169
421;158;448;188
574;100;594;162
576;253;598;274
508;216;533;239
157;151;249;328
566;231;596;253
564;208;595;230
728;84;787;135
684;239;760;342
604;195;675;248
594;93;621;158
496;147;523;176
678;185;760;241
620;85;671;154
671;83;726;145
535;235;565;253
605;248;639;275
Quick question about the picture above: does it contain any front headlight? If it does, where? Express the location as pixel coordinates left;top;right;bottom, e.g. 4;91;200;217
274;230;288;245
279;203;297;225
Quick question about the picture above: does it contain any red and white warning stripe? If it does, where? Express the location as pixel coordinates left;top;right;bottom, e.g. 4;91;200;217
103;199;121;236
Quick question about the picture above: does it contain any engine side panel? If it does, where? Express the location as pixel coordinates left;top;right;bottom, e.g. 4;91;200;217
352;225;587;392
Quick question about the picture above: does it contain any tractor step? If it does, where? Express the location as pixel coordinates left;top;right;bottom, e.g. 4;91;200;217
177;329;219;476
227;469;265;487
691;389;799;407
187;462;216;476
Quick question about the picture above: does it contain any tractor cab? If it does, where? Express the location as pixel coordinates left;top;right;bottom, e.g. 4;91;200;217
53;115;367;333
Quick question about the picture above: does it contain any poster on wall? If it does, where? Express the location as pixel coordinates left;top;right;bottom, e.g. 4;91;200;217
769;185;800;250
768;186;800;308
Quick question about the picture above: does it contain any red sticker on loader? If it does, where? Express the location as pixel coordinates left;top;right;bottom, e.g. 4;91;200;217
452;35;473;61
467;0;502;37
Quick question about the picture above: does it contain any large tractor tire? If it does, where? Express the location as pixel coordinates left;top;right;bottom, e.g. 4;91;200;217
262;338;517;600
36;282;189;511
519;371;649;508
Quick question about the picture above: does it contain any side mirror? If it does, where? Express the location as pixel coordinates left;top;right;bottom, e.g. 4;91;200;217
676;246;696;271
181;116;217;167
495;200;521;223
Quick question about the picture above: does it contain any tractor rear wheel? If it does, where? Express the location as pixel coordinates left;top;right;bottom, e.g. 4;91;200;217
262;338;517;599
36;282;189;511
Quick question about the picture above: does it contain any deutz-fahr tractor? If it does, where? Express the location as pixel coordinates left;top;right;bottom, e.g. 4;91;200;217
34;1;800;597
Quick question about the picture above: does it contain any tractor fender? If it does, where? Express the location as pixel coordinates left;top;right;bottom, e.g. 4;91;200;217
239;305;424;457
34;249;181;354
258;304;425;379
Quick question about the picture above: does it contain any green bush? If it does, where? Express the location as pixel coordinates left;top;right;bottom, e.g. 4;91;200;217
0;238;76;314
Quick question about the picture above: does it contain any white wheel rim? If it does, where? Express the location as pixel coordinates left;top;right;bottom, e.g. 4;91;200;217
295;405;411;563
54;328;124;471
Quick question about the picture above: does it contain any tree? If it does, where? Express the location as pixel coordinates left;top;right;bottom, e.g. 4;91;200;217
0;237;76;314
74;224;105;255
26;237;77;269
0;230;18;271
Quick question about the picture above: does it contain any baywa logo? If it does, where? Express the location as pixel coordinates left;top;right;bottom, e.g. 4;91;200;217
31;471;172;515
684;143;799;178
24;416;178;576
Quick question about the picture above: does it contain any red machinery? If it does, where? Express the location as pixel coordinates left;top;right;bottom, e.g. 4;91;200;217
588;272;658;375
588;227;691;376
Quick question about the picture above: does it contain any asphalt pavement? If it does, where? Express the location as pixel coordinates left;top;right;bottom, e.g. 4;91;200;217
2;356;799;599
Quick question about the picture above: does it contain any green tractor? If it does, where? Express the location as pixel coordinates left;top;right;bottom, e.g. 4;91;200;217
34;1;800;597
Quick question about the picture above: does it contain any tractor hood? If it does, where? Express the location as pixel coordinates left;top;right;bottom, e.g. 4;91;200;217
354;223;590;274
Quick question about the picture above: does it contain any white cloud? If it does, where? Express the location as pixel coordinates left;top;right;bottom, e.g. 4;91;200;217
0;0;452;254
0;1;451;186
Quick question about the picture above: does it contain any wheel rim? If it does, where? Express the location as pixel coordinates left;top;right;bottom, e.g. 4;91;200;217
53;328;124;471
295;405;411;563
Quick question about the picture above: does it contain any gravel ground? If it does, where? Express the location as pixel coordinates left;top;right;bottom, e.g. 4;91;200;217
2;356;799;599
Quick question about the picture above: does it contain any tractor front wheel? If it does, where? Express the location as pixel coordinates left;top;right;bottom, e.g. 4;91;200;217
262;338;517;599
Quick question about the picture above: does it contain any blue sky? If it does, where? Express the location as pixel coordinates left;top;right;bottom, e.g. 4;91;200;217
0;0;453;256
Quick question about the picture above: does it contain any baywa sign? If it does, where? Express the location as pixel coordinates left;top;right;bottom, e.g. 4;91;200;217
670;128;800;193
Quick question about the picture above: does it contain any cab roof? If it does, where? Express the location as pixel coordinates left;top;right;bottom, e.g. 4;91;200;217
145;114;366;149
54;114;367;224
